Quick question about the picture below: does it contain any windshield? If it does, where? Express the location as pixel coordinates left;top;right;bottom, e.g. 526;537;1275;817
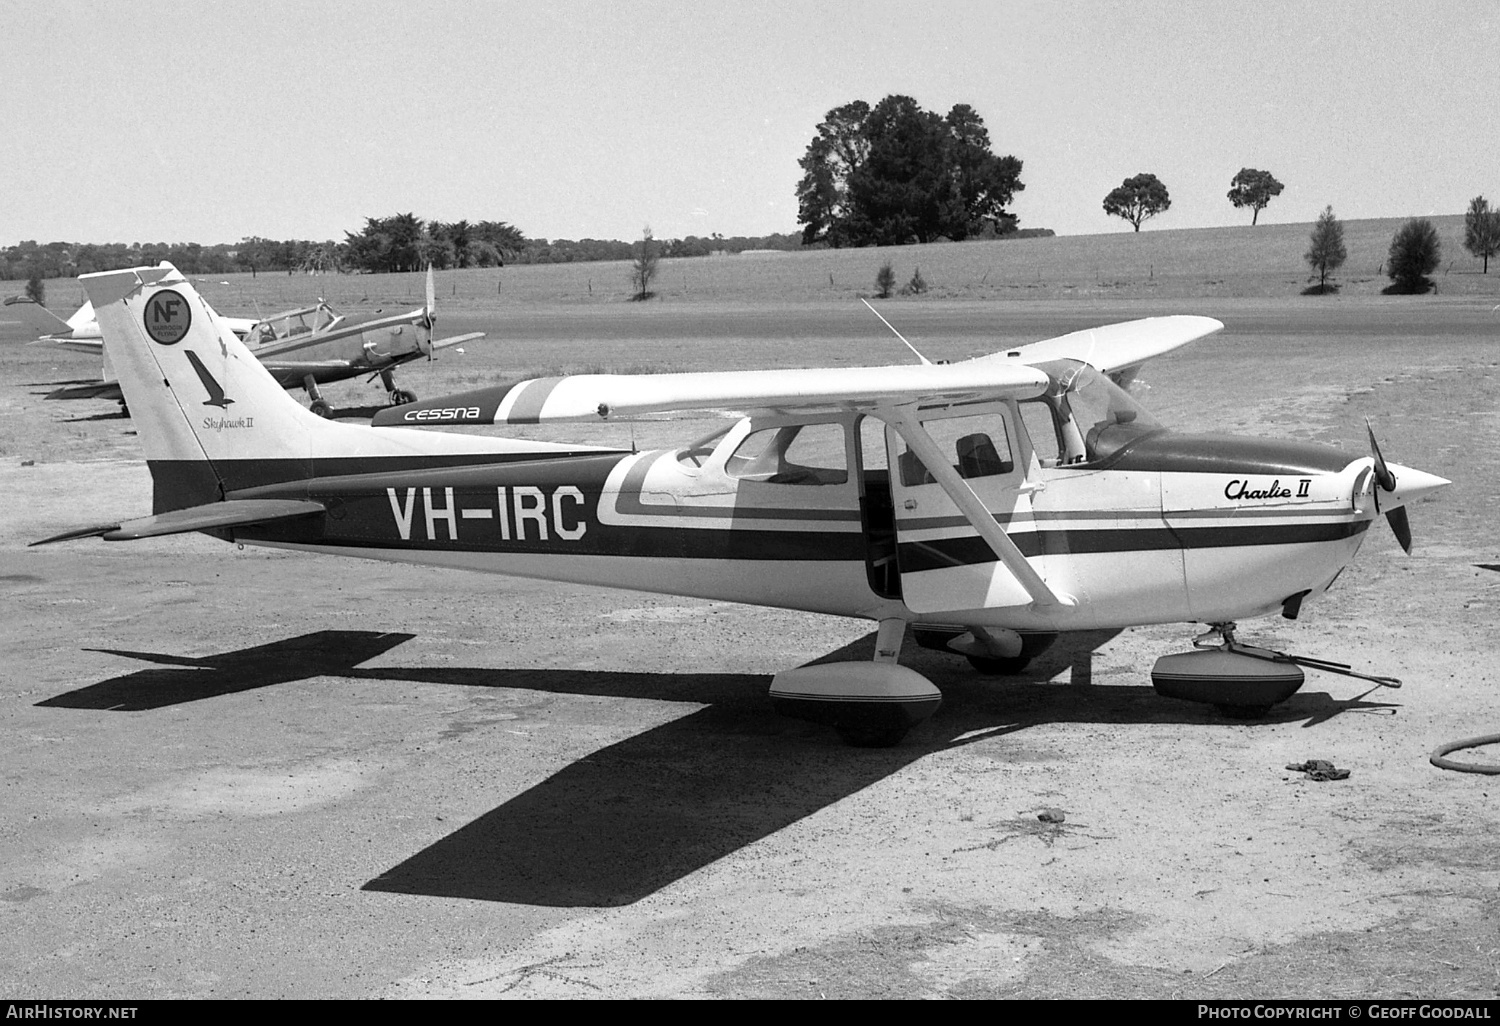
1035;359;1164;464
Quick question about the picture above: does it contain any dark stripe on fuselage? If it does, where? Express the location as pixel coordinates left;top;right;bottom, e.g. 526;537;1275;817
149;449;625;514
896;519;1370;573
227;447;867;561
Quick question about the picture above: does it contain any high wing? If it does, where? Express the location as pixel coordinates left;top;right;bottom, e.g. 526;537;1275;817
373;315;1219;429
984;314;1224;385
372;361;1051;427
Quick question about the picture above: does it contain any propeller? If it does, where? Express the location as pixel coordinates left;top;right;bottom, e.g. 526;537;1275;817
417;265;437;359
1366;419;1413;554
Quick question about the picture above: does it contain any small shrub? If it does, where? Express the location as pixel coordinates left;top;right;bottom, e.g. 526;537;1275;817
1385;218;1440;294
25;273;44;305
630;226;659;301
875;261;895;298
904;266;927;295
1304;205;1346;293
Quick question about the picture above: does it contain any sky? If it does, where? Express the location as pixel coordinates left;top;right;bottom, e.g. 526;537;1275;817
2;0;1496;246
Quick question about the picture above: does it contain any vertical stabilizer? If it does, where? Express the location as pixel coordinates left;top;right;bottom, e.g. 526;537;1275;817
82;265;321;473
81;264;612;514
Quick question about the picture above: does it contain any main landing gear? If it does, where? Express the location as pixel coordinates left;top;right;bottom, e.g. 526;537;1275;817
379;370;416;408
770;619;942;748
303;374;334;418
768;623;1063;747
302;373;417;418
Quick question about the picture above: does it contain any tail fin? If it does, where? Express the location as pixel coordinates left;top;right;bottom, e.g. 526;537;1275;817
82;265;605;514
83;265;324;504
4;296;75;338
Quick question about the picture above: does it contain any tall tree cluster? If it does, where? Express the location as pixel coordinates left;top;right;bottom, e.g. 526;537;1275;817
796;96;1024;247
341;215;524;273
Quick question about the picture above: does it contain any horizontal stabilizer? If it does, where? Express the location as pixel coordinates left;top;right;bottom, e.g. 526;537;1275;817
30;498;326;547
372;361;1050;427
4;295;75;337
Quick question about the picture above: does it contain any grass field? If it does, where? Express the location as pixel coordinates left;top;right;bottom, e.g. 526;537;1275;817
8;215;1500;320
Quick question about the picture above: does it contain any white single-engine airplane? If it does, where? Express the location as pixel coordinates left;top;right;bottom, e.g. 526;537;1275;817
10;269;482;416
36;264;1449;746
6;294;257;407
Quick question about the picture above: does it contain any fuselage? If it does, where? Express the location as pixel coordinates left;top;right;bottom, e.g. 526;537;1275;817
220;402;1389;633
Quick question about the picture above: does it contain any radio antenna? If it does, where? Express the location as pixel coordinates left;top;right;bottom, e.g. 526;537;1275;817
862;298;931;365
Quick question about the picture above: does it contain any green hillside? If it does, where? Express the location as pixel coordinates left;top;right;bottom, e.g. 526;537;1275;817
8;214;1497;316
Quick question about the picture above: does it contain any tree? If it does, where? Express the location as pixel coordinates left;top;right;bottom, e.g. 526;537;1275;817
1464;195;1500;273
1304;206;1346;291
1386;218;1441;293
1227;168;1284;225
875;261;895;298
796;101;871;246
25;273;44;305
1103;174;1170;231
343;213;429;273
630;226;659;301
795;96;1024;247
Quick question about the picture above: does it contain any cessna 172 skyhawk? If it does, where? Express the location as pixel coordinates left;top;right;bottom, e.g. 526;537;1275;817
36;264;1448;746
11;268;482;416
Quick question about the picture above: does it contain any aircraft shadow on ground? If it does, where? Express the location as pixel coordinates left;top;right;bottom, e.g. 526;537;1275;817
355;630;1396;908
61;411;128;422
36;631;417;711
37;628;1398;906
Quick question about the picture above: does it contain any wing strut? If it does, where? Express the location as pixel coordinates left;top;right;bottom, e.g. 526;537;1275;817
882;405;1074;611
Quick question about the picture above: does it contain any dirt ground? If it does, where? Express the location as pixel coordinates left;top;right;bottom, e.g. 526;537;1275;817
0;293;1497;999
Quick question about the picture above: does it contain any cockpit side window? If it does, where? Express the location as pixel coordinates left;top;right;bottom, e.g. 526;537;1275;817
676;425;732;469
1019;399;1064;468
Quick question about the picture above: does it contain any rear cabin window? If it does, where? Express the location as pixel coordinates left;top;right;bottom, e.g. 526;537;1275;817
725;423;848;485
676;426;731;469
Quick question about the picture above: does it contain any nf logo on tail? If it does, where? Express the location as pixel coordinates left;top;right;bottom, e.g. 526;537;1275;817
184;350;234;408
143;289;191;345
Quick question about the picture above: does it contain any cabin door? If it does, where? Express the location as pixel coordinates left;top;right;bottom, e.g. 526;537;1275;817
886;403;1036;614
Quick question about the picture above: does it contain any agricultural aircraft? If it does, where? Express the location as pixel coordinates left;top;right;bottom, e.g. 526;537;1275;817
35;264;1449;746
